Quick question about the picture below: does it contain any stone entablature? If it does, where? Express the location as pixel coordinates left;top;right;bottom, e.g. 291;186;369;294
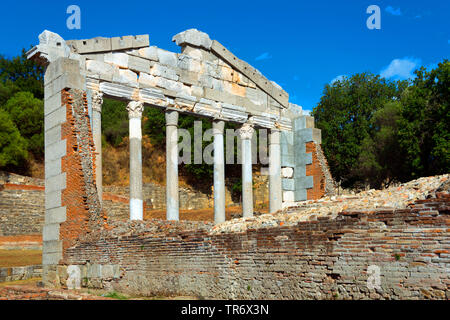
29;29;298;131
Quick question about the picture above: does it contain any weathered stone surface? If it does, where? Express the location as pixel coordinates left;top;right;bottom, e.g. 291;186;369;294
150;64;179;81
281;167;294;178
113;69;138;87
111;35;149;51
128;55;152;73
104;52;129;68
86;60;115;76
157;49;178;67
172;29;213;50
136;46;159;61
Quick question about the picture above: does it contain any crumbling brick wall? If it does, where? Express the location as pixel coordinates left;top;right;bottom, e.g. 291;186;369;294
60;194;450;300
306;142;336;200
59;89;106;252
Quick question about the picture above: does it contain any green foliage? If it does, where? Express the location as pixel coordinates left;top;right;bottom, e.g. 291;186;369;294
0;81;20;106
398;60;450;178
101;98;128;147
3;91;44;158
356;101;407;188
0;109;28;168
313;60;449;189
312;73;407;187
0;49;44;99
143;107;166;146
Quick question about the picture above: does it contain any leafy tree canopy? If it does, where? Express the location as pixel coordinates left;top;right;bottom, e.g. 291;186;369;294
0;108;28;168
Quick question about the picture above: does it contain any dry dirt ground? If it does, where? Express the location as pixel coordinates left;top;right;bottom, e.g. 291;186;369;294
0;250;42;268
0;278;198;300
144;205;264;221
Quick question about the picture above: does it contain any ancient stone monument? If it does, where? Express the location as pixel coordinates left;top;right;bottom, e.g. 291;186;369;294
27;28;332;290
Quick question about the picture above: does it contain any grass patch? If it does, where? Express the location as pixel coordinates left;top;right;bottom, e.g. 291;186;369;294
102;291;129;300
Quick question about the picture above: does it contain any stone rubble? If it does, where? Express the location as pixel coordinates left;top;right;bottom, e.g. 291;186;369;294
211;174;449;234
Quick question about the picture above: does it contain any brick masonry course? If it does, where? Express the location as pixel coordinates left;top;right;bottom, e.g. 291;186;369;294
60;192;450;300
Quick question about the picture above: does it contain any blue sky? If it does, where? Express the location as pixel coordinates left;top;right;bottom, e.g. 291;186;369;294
0;0;448;113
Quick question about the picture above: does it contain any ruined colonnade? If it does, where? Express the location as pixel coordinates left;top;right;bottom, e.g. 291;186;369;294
91;94;283;223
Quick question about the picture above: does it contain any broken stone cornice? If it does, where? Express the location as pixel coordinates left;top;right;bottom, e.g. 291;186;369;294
27;30;71;65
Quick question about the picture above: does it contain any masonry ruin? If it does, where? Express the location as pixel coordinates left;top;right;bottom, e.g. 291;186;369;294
24;29;449;299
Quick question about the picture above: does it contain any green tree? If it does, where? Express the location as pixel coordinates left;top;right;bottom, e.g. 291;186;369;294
0;81;20;106
312;73;407;188
398;60;450;178
101;98;129;147
356;101;408;188
2;91;44;158
0;49;44;99
0;109;28;168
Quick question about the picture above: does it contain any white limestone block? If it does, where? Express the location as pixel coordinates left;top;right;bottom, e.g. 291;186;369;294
104;52;129;68
137;46;159;61
157;49;178;67
183;48;203;60
246;87;267;106
220;66;234;82
204;61;220;78
139;72;157;88
150;64;179;81
281;167;294;178
67;265;81;290
199;75;214;89
113;69;138;87
191;86;204;97
283;191;295;202
212;78;225;91
154;76;183;92
172;29;212;50
178;54;202;73
86;60;116;76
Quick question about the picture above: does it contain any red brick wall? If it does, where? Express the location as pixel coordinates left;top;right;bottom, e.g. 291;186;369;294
59;89;107;253
306;142;326;200
59;89;91;252
62;194;450;299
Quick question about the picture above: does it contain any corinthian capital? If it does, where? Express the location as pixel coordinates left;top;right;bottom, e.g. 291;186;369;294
238;123;255;140
91;91;103;113
127;101;144;119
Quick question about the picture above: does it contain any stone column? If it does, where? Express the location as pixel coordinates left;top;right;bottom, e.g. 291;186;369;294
165;110;179;221
127;101;144;221
213;120;226;224
269;128;282;213
91;91;103;205
238;123;254;218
